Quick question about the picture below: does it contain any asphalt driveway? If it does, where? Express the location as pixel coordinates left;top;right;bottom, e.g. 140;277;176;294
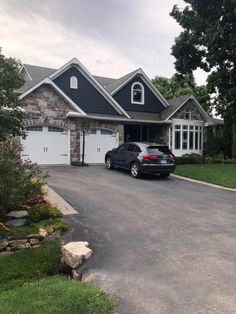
46;165;236;314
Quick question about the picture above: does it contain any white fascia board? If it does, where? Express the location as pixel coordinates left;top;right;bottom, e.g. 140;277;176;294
19;65;32;81
49;57;131;119
19;77;87;116
165;95;213;124
110;68;169;108
66;111;172;124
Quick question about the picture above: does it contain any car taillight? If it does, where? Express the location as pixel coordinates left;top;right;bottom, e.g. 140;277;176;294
143;154;159;160
170;154;176;161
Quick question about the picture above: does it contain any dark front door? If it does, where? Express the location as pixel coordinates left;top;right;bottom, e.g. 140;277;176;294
124;124;149;142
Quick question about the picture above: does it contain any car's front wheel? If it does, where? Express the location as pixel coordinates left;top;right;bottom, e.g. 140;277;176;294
105;156;113;170
130;162;141;178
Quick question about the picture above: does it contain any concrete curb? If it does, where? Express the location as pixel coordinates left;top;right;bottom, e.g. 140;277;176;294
45;186;78;215
172;174;236;192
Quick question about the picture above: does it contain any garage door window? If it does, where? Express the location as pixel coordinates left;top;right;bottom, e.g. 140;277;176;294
48;127;64;132
101;129;115;135
26;126;43;132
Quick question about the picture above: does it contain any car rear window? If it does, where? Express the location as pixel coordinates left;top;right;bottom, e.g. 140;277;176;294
146;146;171;154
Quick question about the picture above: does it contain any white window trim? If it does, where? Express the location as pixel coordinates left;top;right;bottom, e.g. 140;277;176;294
170;119;204;157
131;82;144;105
70;76;78;89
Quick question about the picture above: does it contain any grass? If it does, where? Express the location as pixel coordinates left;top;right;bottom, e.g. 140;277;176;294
0;276;114;314
1;218;69;239
0;240;62;292
175;163;236;189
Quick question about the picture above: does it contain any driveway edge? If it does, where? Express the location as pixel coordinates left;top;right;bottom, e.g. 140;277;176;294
172;174;236;192
45;185;78;215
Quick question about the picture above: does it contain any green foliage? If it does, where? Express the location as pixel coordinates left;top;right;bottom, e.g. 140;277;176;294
152;73;211;112
0;51;25;141
175;164;236;189
0;141;46;217
170;0;236;158
28;204;63;223
204;130;225;157
1;218;68;239
0;240;62;292
0;276;115;314
176;153;203;164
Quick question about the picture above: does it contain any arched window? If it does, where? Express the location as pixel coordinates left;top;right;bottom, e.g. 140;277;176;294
131;82;144;104
70;76;78;89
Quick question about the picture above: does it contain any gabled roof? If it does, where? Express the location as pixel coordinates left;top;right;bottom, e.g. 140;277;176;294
161;94;213;124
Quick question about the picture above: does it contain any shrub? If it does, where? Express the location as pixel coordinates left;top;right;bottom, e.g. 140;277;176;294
176;153;203;164
28;204;63;223
0;141;47;217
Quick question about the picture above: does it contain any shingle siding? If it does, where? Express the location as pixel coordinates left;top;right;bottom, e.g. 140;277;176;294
54;67;120;116
113;76;165;113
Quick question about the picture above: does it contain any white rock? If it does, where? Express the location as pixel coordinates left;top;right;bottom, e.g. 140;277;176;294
61;241;92;269
7;211;29;218
39;228;48;238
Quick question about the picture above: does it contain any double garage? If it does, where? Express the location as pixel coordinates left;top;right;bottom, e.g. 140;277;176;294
21;125;119;165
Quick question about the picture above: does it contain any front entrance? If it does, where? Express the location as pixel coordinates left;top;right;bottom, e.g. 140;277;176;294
124;124;149;142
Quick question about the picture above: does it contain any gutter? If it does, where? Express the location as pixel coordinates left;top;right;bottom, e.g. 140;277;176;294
66;111;173;124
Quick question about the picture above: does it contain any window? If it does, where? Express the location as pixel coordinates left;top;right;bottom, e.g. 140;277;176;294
117;143;130;151
175;131;181;149
26;126;43;131
70;76;78;89
48;127;64;132
101;129;114;135
131;82;144;104
173;123;203;152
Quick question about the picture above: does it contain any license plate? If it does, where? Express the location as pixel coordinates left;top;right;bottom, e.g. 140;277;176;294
161;159;167;164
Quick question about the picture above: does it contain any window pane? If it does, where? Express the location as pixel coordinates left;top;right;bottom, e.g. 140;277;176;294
26;126;43;131
189;125;194;130
183;125;188;130
48;127;63;132
133;91;142;102
195;132;199;150
101;129;114;135
195;126;199;131
175;131;180;149
128;144;136;151
189;131;194;149
182;131;188;149
199;132;202;150
175;125;181;129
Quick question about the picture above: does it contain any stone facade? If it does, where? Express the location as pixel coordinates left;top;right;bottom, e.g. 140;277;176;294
172;99;204;121
23;84;124;161
149;124;169;144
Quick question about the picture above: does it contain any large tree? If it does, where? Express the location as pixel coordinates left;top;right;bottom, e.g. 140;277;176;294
170;0;236;158
0;50;25;141
152;72;211;112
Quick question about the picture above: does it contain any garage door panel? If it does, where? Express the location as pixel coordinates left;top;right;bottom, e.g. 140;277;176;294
82;129;119;164
21;126;70;165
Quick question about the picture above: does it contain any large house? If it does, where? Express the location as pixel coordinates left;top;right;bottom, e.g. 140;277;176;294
18;58;213;164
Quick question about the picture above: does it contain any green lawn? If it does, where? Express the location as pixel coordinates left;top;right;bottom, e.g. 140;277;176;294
0;276;114;314
175;164;236;189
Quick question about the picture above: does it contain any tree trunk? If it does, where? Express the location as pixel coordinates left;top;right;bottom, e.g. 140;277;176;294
232;110;236;160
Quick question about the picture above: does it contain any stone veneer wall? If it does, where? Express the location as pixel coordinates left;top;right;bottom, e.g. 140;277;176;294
149;125;170;145
172;99;204;121
23;84;124;162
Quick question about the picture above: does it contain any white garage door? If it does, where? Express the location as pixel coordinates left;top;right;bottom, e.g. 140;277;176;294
81;129;119;163
21;126;70;165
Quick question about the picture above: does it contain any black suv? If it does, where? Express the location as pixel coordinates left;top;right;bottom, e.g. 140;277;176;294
105;142;176;178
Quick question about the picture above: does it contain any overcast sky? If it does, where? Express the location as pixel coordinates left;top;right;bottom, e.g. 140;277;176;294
0;0;207;84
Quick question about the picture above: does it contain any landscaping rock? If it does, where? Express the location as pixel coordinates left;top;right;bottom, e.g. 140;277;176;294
0;251;13;257
7;210;29;219
42;230;62;243
72;268;83;280
39;228;48;239
0;240;8;251
11;243;31;251
25;234;41;239
8;239;28;246
61;241;92;269
32;245;40;249
29;238;40;246
5;219;26;227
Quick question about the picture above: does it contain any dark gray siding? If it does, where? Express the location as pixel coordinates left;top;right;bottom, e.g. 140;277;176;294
54;67;120;115
113;76;165;113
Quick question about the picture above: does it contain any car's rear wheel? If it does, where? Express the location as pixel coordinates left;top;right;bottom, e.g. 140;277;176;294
130;162;141;178
160;172;170;178
106;156;113;170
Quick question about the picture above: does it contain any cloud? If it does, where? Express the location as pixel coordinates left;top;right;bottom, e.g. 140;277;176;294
0;0;207;83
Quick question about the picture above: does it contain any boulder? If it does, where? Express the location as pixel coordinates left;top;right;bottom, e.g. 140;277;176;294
8;239;28;247
61;241;92;269
0;240;8;251
39;228;48;239
7;211;29;219
5;219;26;227
29;238;40;246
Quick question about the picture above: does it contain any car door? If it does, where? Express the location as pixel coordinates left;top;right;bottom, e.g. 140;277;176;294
112;143;130;166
